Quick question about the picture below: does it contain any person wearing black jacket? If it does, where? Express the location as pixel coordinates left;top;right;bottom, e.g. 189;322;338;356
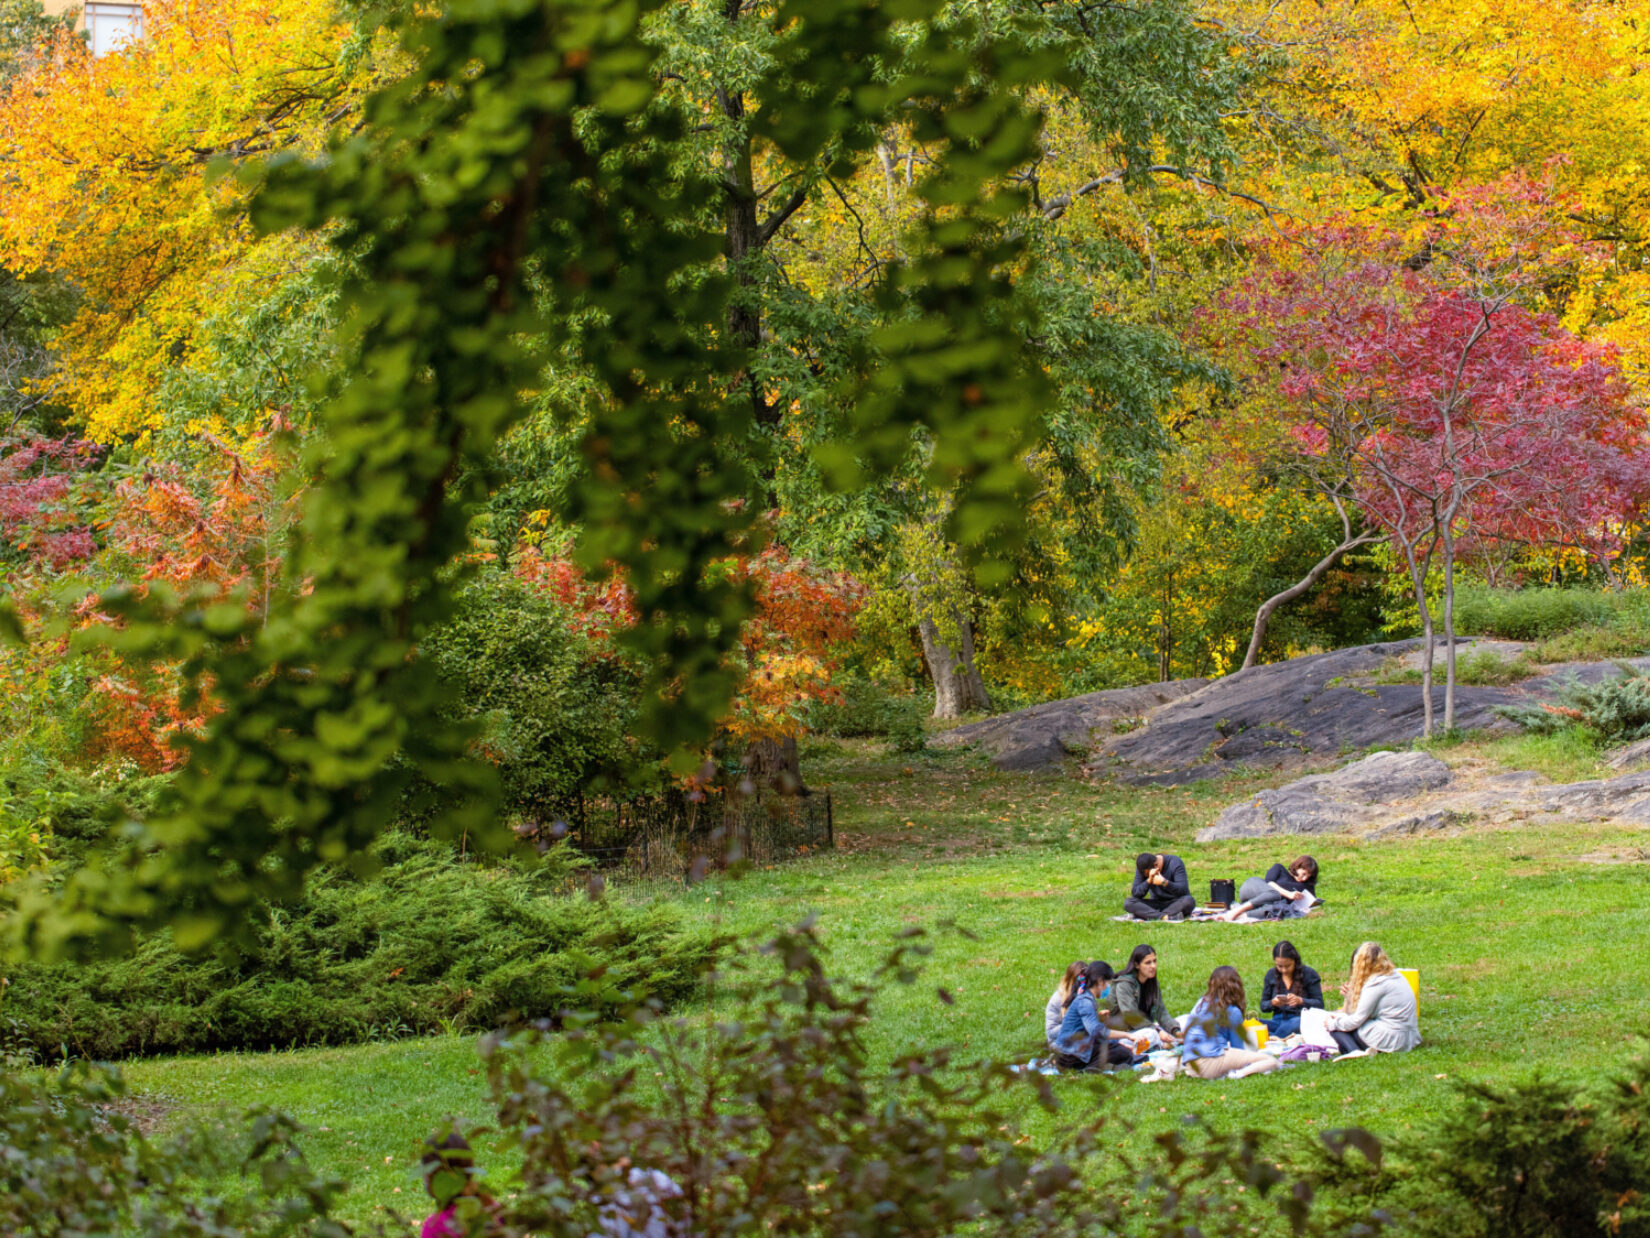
1219;856;1319;922
1259;939;1323;1038
1124;853;1194;921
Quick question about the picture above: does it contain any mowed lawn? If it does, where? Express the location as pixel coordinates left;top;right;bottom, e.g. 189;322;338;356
123;737;1650;1226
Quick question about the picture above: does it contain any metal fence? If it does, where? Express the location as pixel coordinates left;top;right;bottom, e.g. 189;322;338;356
522;787;833;877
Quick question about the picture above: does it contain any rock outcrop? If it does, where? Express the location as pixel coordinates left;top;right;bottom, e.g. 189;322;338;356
931;680;1206;772
1197;750;1650;841
937;639;1650;781
1083;642;1525;785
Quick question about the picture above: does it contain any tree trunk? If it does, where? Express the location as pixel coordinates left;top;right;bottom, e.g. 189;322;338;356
716;80;774;429
1242;534;1379;671
917;612;990;719
1400;540;1437;738
743;734;802;795
1157;572;1175;683
1441;525;1458;733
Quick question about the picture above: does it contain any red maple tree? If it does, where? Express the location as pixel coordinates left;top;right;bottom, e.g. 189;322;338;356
1227;179;1650;733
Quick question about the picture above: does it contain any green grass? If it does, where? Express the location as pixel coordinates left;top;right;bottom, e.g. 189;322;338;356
1373;646;1541;686
120;739;1650;1226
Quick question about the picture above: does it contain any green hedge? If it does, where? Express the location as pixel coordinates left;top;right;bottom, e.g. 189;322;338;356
0;833;713;1061
1449;585;1639;642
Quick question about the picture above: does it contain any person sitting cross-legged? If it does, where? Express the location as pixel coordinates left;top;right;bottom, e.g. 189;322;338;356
1324;942;1421;1058
1258;939;1323;1039
1125;852;1194;922
1107;943;1181;1047
1051;960;1137;1072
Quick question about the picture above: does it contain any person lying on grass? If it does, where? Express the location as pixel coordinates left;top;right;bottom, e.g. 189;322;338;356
1050;960;1138;1072
1181;965;1279;1080
1126;852;1194;921
1218;855;1319;922
1108;944;1181;1046
1259;939;1324;1039
1324;941;1421;1058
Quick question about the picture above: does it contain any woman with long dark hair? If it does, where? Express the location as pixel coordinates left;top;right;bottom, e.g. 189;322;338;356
1259;940;1323;1039
1107;944;1181;1046
1050;959;1135;1071
1220;855;1319;921
1181;965;1279;1080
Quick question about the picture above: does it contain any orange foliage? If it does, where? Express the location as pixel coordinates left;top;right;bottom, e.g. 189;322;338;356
75;425;296;771
514;544;865;740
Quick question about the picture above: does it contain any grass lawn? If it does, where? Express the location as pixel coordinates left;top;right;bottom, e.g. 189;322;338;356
122;736;1650;1226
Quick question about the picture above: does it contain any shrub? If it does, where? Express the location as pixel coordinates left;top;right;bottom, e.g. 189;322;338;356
411;571;657;823
810;673;929;751
0;757;172;879
0;1063;354;1237
0;833;713;1060
1304;1044;1650;1238
1499;665;1650;742
1450;585;1625;641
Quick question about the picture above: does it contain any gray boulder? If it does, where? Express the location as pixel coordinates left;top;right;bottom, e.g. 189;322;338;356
1200;752;1650;841
1086;642;1524;786
1607;737;1650;770
1199;751;1453;841
932;680;1205;772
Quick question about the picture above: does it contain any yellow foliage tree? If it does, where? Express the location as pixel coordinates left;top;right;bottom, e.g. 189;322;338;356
0;0;396;439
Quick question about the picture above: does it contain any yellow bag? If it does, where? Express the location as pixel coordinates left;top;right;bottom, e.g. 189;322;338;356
1241;1019;1268;1050
1397;968;1420;1015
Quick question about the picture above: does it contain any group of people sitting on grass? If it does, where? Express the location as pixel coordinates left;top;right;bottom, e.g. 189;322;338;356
1044;939;1420;1079
1126;852;1321;922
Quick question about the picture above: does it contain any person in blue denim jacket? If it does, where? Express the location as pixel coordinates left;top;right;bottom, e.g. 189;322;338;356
1182;966;1278;1080
1051;961;1136;1072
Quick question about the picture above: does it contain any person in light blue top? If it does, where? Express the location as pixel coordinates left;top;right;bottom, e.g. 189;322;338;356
1051;960;1135;1072
1180;966;1279;1080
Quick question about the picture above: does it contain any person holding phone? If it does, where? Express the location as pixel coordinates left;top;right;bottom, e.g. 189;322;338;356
1258;940;1323;1038
1125;853;1194;922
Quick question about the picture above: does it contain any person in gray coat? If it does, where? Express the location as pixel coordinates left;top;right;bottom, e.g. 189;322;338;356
1324;942;1420;1056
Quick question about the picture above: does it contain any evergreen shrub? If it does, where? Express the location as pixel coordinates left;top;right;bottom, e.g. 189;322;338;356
1498;664;1650;742
0;833;712;1060
411;571;654;822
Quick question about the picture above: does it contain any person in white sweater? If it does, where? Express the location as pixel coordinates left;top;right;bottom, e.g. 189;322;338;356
1046;961;1086;1048
1324;942;1420;1057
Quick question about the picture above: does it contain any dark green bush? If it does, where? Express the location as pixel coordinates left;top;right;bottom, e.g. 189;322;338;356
1;833;712;1060
411;570;657;823
1297;1040;1650;1238
810;674;929;751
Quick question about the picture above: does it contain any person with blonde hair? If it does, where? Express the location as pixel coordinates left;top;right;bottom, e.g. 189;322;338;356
1045;961;1087;1049
1181;965;1279;1080
1323;942;1420;1058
